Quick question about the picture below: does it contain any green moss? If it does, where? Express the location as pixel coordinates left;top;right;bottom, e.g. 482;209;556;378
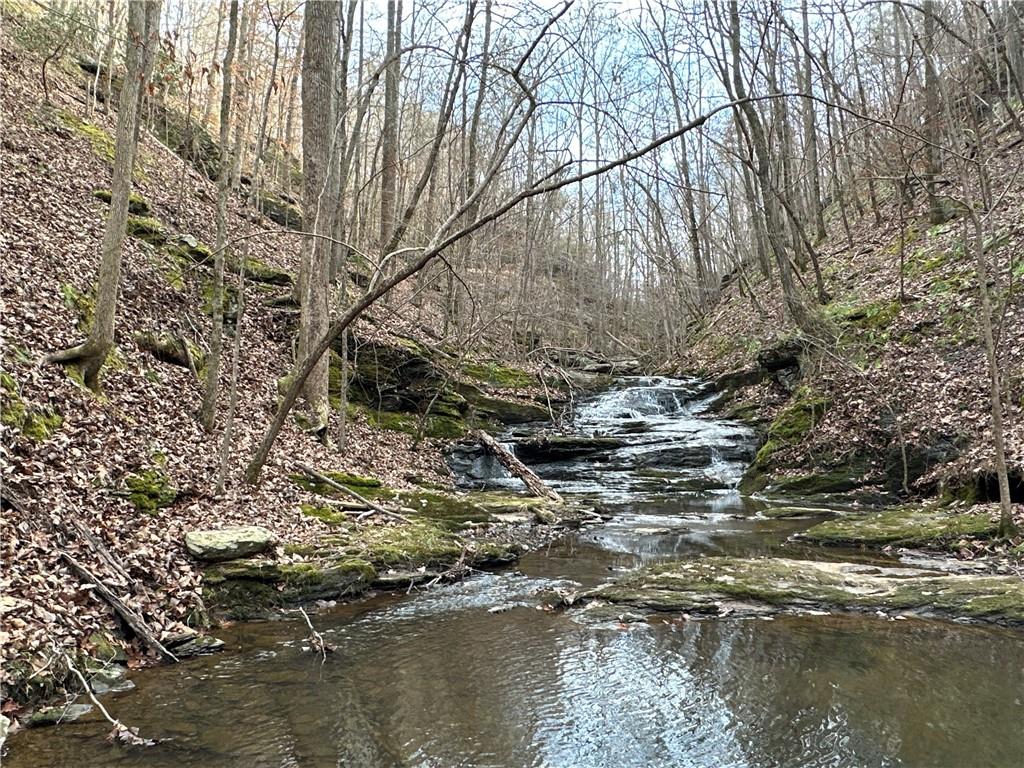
92;187;149;215
801;505;998;549
203;557;376;619
165;235;213;264
60;110;115;162
289;469;382;495
299;503;353;526
336;518;464;568
1;373;63;441
462;361;535;389
753;387;830;468
362;407;468;439
242;258;293;286
766;466;867;496
123;468;177;513
125;216;168;245
586;556;1024;624
60;282;94;332
257;194;303;229
827;298;901;331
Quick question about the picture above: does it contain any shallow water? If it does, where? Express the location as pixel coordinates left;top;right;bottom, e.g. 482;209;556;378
9;379;1024;767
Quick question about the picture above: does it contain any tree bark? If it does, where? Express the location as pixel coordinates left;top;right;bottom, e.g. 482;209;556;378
199;0;239;432
47;0;162;391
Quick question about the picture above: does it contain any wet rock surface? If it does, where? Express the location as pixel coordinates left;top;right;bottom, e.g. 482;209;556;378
581;556;1024;625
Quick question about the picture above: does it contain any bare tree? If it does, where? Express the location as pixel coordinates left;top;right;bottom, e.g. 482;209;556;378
48;0;162;390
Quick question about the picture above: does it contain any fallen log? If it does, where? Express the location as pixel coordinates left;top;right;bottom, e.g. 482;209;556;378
473;429;563;503
61;554;178;662
294;462;411;524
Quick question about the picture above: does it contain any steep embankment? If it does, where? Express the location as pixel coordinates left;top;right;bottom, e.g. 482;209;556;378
687;143;1024;531
0;24;572;709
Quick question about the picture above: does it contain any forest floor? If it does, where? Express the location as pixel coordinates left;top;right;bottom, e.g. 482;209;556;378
0;23;570;712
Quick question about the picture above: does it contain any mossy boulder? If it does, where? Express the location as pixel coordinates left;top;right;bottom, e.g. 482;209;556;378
800;506;999;549
124;468;177;513
457;383;550;425
59;110;114;163
1;372;63;441
135;330;202;369
462;361;535;388
203;557;374;619
185;526;275;562
125;215;168;245
583;556;1024;625
92;187;149;215
165;234;213;264
60;282;94;332
751;386;830;469
258;193;303;229
242;258;293;286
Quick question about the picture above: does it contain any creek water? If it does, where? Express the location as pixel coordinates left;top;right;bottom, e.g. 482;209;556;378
8;378;1024;767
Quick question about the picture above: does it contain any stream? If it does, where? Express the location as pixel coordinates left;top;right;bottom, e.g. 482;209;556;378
8;378;1024;767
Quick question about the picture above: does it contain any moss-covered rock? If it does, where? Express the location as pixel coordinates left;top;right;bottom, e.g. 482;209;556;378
258;193;303;229
203;557;375;619
462;360;535;388
135;330;202;369
242;257;293;286
751;386;830;469
800;505;999;549
123;468;177;513
59;110;114;163
185;526;276;562
583;556;1024;625
457;383;550;425
1;372;63;441
60;282;94;332
125;215;168;245
165;234;213;264
826;298;902;331
92;187;149;215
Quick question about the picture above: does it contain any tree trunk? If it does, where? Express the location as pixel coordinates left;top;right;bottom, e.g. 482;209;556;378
199;0;239;432
297;0;339;435
48;0;162;391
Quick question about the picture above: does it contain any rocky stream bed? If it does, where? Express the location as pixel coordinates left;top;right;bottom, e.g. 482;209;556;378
5;377;1023;767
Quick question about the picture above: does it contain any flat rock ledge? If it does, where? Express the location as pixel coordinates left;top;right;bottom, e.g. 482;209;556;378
580;557;1024;626
185;526;275;562
799;506;998;549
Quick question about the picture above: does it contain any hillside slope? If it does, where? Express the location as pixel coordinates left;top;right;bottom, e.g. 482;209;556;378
687;137;1024;511
0;26;561;702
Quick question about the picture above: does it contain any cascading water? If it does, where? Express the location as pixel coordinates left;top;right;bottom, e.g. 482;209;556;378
448;376;757;499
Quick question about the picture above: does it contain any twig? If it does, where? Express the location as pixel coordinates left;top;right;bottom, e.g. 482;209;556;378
64;655;155;747
297;606;333;662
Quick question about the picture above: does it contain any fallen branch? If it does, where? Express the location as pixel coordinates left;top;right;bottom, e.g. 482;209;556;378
297;606;334;662
61;554;178;662
294;462;411;524
64;655;155;747
473;429;562;502
61;520;134;588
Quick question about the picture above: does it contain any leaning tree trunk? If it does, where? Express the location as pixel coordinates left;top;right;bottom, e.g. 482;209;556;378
47;0;162;391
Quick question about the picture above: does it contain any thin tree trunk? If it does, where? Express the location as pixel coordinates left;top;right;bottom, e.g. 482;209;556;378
47;0;162;390
199;0;239;432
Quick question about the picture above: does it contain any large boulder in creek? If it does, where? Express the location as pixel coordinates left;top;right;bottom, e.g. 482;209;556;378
185;526;275;562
